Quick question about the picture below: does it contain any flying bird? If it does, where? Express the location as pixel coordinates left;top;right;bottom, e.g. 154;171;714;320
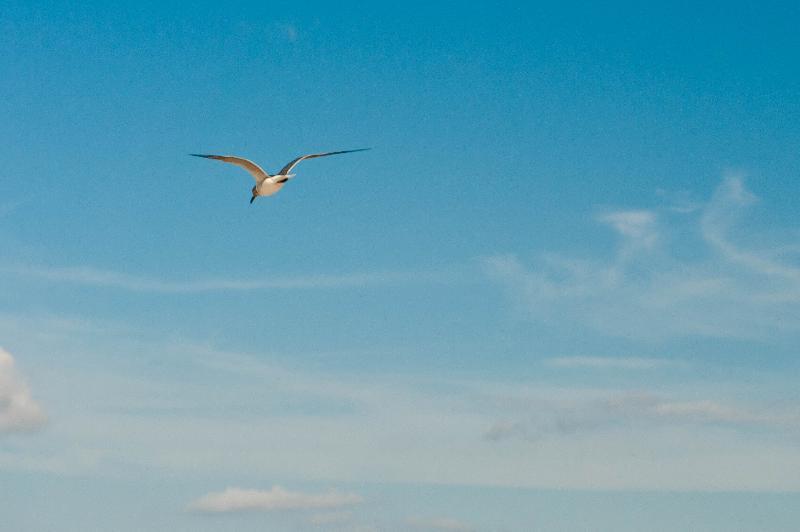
190;148;370;203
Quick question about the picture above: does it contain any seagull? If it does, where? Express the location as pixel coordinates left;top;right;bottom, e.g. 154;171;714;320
190;148;370;204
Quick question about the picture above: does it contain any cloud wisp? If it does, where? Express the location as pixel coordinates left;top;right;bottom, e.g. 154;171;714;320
0;347;46;434
544;356;678;370
2;264;455;294
189;486;363;513
597;209;659;250
4;329;800;492
485;176;800;340
485;391;800;443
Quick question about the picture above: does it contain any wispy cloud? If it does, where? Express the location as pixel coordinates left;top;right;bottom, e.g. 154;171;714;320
1;264;455;293
700;175;800;283
485;391;800;442
0;347;46;434
5;320;800;491
597;209;658;249
189;486;363;513
485;176;800;340
544;356;678;370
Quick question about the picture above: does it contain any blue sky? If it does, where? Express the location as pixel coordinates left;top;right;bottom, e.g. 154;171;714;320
2;1;800;530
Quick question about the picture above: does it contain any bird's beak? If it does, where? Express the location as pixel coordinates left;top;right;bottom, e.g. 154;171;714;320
250;195;256;204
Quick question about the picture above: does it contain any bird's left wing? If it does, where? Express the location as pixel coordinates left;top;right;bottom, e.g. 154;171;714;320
190;154;270;182
277;148;370;176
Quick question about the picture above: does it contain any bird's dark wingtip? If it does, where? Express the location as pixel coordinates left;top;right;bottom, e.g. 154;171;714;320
189;153;211;158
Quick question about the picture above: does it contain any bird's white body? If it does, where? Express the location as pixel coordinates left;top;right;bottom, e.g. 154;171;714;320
190;149;368;204
256;174;295;197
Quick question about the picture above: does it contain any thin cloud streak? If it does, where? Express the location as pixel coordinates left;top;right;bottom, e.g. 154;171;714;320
485;392;800;442
2;264;461;293
545;356;679;370
701;175;800;284
189;486;363;513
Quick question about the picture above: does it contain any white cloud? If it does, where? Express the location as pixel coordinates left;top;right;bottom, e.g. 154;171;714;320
597;209;658;249
407;516;474;531
544;356;677;370
189;486;363;513
0;347;46;434
485;176;800;340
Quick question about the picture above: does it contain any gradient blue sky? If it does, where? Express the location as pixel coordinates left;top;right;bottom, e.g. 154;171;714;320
2;1;800;531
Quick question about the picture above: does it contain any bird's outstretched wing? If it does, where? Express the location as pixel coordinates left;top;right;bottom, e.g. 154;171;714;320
277;148;370;176
190;154;270;182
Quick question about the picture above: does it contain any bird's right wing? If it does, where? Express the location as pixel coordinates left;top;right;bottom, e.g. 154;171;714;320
190;154;270;182
277;148;371;176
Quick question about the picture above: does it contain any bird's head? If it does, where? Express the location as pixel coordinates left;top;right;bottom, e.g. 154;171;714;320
250;186;257;204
